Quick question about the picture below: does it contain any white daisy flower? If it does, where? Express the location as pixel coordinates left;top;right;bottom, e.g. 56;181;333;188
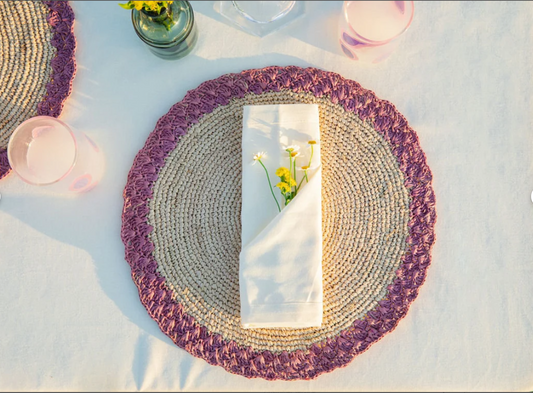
297;164;319;172
252;151;266;164
290;151;302;158
282;145;300;153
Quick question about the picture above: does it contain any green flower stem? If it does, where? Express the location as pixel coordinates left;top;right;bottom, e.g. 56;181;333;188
162;17;173;31
297;170;307;191
293;158;297;196
289;155;293;190
295;144;314;192
258;159;281;213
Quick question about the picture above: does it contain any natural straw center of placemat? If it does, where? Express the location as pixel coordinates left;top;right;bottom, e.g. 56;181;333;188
0;1;55;149
148;91;410;353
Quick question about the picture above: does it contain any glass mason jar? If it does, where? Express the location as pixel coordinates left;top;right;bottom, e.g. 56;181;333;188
132;0;198;60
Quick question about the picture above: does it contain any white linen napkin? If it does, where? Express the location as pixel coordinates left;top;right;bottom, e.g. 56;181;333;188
240;104;323;329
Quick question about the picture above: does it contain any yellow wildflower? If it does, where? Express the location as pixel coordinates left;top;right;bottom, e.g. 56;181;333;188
119;1;173;12
288;178;297;187
275;167;290;178
276;182;291;194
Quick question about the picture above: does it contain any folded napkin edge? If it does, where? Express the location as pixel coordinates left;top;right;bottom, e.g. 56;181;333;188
241;301;323;329
240;166;322;251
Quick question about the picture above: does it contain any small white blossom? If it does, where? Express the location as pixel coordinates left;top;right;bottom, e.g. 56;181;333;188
297;164;319;172
290;151;302;158
252;151;266;164
282;145;300;153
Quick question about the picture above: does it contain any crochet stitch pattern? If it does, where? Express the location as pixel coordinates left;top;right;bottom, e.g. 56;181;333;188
0;1;76;179
121;66;437;380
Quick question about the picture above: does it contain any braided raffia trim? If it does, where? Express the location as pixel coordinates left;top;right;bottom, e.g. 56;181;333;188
0;150;8;180
0;0;76;180
121;66;437;380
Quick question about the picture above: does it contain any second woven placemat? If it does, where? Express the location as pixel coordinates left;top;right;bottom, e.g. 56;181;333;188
121;66;437;380
0;0;76;179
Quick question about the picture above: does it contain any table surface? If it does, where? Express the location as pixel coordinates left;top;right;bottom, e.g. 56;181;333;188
1;1;532;391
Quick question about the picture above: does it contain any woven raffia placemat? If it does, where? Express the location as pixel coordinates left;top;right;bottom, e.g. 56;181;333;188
121;66;437;380
0;0;76;179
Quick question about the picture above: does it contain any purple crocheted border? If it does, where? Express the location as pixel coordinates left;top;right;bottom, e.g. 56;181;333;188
121;66;437;381
0;0;76;180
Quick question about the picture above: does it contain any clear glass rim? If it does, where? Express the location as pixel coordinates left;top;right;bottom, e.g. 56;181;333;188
344;1;414;45
232;1;296;24
7;116;78;186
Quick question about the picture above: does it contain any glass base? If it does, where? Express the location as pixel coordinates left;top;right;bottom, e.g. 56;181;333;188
219;1;305;37
146;23;198;60
339;36;400;64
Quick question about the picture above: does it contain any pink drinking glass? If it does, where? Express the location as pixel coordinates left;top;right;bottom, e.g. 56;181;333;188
339;1;414;63
7;116;104;194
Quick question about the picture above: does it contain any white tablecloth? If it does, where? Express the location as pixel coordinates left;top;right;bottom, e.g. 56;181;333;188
0;1;532;391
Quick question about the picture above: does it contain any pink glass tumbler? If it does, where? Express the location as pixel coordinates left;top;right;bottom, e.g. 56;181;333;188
7;116;104;194
339;1;414;63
